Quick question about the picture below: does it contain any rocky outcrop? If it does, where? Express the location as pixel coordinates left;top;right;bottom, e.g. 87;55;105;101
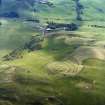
2;35;44;61
24;35;43;51
2;49;23;61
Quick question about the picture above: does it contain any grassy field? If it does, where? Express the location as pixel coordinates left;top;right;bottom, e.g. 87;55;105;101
0;17;105;105
1;0;105;105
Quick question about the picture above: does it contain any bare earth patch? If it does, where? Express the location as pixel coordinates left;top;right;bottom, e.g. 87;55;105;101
0;65;26;83
70;46;105;64
55;35;95;46
0;64;16;83
46;61;83;76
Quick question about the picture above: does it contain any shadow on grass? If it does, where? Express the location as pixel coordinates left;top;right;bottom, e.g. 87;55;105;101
43;35;78;61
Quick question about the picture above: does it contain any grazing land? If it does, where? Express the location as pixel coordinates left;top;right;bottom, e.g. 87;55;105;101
0;0;105;105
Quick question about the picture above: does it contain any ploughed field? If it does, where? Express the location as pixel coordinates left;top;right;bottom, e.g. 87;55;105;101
0;18;105;105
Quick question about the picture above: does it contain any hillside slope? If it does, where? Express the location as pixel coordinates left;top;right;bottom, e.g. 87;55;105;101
1;0;105;22
1;0;105;105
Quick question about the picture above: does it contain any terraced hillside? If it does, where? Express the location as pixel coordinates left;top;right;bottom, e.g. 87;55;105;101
1;0;105;105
